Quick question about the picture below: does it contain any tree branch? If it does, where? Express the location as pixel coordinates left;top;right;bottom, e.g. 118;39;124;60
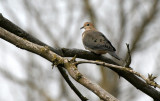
0;27;119;101
75;60;160;89
125;43;132;68
0;13;117;65
64;59;118;101
57;66;88;101
0;14;160;100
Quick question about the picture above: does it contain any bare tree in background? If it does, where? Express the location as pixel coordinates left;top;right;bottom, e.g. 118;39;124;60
0;0;160;101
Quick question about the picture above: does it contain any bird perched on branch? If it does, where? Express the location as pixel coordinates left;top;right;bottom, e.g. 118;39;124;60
80;22;120;60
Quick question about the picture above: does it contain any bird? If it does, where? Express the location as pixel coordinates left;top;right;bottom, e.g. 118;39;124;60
80;22;120;60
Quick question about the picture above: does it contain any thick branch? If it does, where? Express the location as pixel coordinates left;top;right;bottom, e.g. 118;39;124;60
0;14;160;100
0;27;118;101
57;66;88;101
64;59;119;101
0;13;117;65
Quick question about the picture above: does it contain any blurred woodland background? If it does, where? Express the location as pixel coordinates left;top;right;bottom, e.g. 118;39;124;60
0;0;160;101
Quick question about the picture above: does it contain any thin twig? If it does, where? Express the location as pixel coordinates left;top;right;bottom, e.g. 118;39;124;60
125;43;132;68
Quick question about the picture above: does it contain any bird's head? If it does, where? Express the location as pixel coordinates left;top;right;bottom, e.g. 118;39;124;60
80;22;96;30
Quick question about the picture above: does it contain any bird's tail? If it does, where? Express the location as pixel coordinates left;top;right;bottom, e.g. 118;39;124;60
108;51;121;60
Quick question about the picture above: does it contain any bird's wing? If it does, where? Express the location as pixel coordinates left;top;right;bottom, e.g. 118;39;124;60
82;30;116;52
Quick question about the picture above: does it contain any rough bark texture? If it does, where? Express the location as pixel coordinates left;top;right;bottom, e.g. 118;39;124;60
0;27;119;101
0;14;160;101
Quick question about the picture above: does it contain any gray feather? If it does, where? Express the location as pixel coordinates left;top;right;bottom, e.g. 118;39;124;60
108;51;120;60
82;30;116;52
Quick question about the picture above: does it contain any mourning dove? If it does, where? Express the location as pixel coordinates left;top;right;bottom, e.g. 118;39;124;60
80;22;120;60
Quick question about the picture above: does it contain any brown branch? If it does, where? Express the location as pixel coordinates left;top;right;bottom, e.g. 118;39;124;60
57;66;88;101
0;14;160;100
64;59;119;101
75;60;160;89
0;13;117;65
0;27;119;101
125;43;132;68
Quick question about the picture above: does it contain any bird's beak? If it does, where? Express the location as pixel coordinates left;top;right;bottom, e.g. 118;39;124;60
80;26;84;29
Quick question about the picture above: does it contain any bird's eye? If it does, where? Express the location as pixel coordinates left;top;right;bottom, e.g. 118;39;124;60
87;24;90;26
